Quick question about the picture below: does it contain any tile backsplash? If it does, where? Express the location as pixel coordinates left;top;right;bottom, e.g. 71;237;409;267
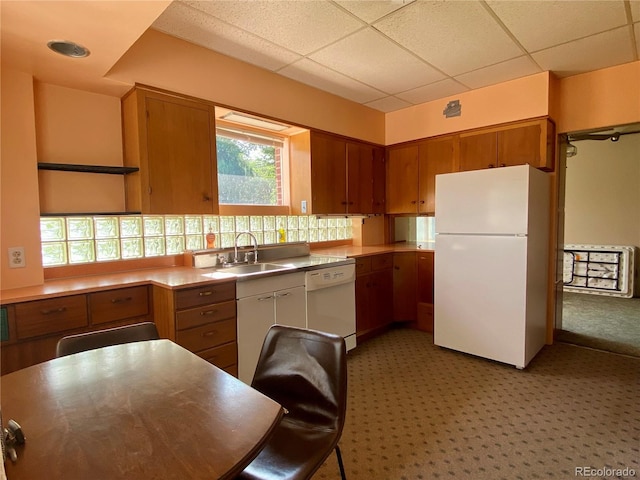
41;215;352;266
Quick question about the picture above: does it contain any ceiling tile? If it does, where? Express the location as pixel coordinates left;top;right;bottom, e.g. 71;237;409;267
309;28;445;94
532;27;635;77
153;3;300;71
396;79;469;105
365;96;412;113
374;0;522;76
455;56;542;90
279;59;386;104
487;0;628;52
183;0;363;55
334;0;415;24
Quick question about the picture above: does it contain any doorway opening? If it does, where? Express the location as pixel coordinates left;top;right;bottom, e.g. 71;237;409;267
555;123;640;357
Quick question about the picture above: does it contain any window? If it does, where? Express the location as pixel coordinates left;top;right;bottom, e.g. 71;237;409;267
216;124;287;206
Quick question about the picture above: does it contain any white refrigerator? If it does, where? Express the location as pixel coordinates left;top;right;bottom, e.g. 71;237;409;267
434;164;550;369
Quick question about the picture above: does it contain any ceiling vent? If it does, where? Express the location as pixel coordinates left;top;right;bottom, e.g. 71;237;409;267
47;40;90;58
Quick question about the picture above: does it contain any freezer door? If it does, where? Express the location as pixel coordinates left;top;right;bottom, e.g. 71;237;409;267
435;165;531;235
434;234;528;367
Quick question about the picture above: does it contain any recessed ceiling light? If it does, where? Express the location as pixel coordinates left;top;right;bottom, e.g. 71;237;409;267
222;112;289;132
47;40;90;58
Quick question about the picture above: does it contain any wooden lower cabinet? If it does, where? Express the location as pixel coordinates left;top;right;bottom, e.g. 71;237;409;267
393;252;417;323
1;285;152;375
153;281;238;376
355;254;393;341
416;251;435;332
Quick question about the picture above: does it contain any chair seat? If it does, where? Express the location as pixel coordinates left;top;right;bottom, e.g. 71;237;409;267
237;417;341;480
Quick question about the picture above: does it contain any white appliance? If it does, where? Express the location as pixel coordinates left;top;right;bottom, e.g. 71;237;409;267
305;264;357;351
434;165;550;369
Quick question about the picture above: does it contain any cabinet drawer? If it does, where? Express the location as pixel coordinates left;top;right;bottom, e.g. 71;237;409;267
197;342;237;370
175;282;235;310
175;300;236;331
14;295;88;340
355;257;371;276
175;318;236;352
371;254;393;271
89;286;149;325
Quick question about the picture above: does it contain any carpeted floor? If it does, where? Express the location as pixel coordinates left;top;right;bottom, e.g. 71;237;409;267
559;292;640;357
315;327;640;480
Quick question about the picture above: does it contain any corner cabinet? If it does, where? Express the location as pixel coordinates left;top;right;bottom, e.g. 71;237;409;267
121;87;219;215
386;136;456;214
290;130;385;215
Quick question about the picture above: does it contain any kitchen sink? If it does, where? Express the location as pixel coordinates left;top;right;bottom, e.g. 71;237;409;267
201;262;296;279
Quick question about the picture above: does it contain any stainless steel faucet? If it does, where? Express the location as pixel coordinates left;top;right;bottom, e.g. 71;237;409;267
234;232;259;264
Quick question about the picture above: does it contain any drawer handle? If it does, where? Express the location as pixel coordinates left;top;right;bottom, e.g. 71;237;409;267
199;291;215;297
41;307;67;315
111;296;133;304
200;310;218;316
258;295;274;301
202;330;217;337
275;292;291;298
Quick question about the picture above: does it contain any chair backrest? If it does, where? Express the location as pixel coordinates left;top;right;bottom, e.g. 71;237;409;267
251;325;347;432
55;322;159;357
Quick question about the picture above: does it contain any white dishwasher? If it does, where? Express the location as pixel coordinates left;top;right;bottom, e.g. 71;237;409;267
305;264;357;351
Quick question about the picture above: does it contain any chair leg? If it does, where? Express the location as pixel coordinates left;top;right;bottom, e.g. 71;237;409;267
335;445;346;480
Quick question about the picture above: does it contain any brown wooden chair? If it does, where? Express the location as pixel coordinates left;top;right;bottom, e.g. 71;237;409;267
55;322;159;357
237;325;348;480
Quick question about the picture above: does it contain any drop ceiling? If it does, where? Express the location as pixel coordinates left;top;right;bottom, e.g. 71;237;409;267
1;1;638;113
153;0;640;112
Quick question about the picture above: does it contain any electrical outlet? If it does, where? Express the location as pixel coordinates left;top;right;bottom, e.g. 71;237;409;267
8;247;26;269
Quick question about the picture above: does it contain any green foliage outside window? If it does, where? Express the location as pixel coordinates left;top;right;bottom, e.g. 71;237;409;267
216;136;278;205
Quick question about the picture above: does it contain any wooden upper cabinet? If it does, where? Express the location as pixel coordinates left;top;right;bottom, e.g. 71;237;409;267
458;118;555;173
386;144;419;213
122;87;218;215
419;136;457;214
310;132;347;214
459;131;498;171
499;119;555;171
290;130;383;215
371;146;386;214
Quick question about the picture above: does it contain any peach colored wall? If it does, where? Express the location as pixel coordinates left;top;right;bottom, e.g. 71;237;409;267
1;69;44;290
35;82;126;213
557;61;640;134
107;29;385;145
385;72;550;145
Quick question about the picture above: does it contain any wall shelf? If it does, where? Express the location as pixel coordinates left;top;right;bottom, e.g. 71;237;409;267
37;163;139;175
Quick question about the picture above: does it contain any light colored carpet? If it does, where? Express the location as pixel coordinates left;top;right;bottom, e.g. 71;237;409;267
315;327;640;480
559;292;640;357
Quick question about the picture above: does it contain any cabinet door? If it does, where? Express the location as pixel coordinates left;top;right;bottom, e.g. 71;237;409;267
274;286;306;329
416;252;435;332
311;132;347;214
386;145;419;213
144;95;218;214
346;142;374;214
236;293;275;384
355;274;372;335
370;269;393;330
459;131;497;171
393;252;417;322
419;136;457;214
372;146;386;214
498;124;541;167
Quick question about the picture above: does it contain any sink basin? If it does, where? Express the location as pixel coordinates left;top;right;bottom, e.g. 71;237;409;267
201;262;296;279
221;263;292;275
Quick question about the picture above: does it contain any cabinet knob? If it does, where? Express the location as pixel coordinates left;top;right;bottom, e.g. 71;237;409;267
203;194;211;202
410;200;417;204
199;291;214;297
499;163;506;167
488;164;495;168
419;200;425;204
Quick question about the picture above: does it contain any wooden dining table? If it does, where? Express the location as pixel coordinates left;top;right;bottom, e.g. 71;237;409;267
1;339;284;480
